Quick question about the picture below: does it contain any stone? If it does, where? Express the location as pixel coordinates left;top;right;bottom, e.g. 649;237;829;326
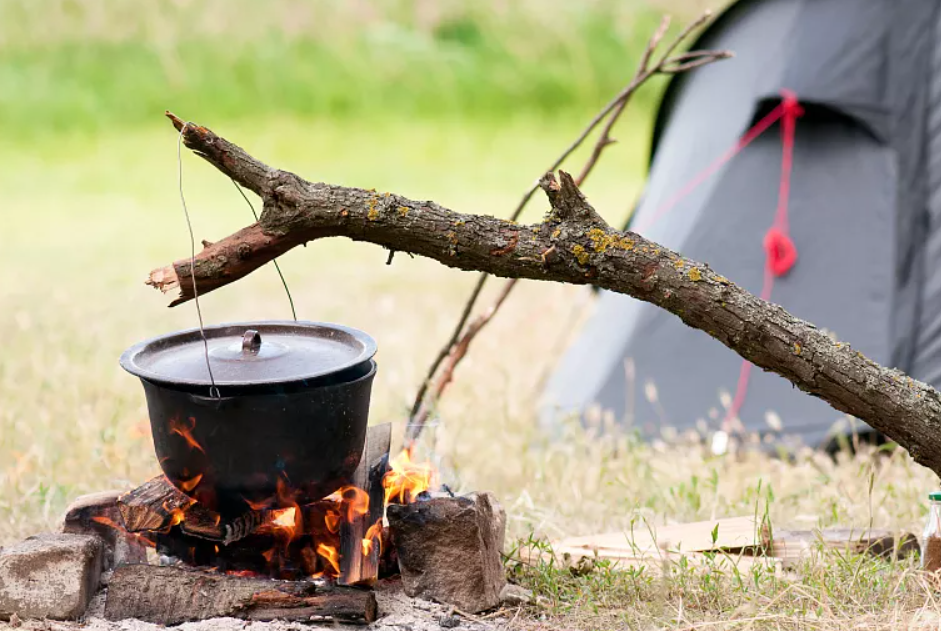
0;533;104;620
499;583;534;606
387;491;507;613
61;490;147;569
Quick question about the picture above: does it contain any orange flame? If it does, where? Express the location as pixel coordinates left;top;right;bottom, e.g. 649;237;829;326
244;496;273;512
325;508;341;534
383;447;434;504
168;507;186;527
91;515;122;529
90;515;156;548
326;485;370;522
317;543;340;575
169;416;205;453
178;473;203;493
269;506;298;540
362;518;383;557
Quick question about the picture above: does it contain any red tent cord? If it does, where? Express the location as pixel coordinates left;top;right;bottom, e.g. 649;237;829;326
632;90;803;429
727;90;803;426
633;101;788;233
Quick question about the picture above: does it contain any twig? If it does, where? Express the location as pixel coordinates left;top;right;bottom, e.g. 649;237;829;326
408;272;489;420
453;607;494;628
408;276;517;440
405;10;725;445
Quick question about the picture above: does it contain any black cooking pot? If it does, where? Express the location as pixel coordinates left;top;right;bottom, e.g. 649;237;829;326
120;321;377;518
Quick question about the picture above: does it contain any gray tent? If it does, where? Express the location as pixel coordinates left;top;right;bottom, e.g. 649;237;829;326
541;0;941;447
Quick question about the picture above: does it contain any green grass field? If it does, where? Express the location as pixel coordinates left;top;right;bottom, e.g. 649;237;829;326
2;2;939;629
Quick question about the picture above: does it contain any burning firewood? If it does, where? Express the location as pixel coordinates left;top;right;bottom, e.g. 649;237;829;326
117;475;198;534
338;422;391;587
102;424;400;584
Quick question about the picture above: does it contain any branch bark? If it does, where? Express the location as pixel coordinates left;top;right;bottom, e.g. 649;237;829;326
150;115;941;477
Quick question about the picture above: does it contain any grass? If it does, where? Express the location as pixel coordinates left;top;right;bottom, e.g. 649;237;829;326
2;1;940;629
508;538;938;629
0;0;679;143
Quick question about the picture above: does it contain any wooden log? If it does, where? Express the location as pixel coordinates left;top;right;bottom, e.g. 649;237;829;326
118;476;194;533
339;423;392;587
117;475;231;542
387;492;507;613
103;564;378;625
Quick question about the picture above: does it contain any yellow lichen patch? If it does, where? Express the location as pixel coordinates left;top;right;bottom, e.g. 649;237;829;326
587;227;635;253
794;342;802;355
367;195;380;221
384;191;391;198
447;231;459;245
715;275;730;285
552;228;561;239
674;259;685;271
571;244;590;266
397;206;409;217
688;268;703;282
455;220;466;227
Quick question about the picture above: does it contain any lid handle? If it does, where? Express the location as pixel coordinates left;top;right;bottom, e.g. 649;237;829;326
242;330;262;354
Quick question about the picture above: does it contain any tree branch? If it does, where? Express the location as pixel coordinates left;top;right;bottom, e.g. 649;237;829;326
150;116;941;476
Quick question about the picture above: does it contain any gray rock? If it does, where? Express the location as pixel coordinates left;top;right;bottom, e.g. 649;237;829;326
387;491;507;613
499;583;534;606
0;533;104;620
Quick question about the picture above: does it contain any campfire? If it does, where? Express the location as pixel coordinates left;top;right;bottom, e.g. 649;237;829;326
0;321;508;626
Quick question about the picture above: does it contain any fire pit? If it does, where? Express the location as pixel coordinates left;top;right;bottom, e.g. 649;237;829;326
119;321;377;517
0;319;508;626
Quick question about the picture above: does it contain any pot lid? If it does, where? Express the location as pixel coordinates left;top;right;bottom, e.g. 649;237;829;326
120;321;377;387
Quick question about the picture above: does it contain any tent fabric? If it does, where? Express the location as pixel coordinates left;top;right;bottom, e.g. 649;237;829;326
540;0;941;446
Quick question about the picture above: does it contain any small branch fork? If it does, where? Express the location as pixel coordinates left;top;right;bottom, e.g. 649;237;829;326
405;12;730;443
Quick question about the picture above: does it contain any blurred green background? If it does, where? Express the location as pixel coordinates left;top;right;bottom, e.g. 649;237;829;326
1;0;708;141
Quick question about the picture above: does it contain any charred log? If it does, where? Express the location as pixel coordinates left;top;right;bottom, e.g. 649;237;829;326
117;475;227;542
103;564;378;625
118;475;195;533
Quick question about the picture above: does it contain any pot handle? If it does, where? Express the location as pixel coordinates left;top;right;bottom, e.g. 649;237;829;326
242;330;262;354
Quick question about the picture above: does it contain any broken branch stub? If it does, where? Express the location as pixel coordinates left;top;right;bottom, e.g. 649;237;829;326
151;114;941;477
